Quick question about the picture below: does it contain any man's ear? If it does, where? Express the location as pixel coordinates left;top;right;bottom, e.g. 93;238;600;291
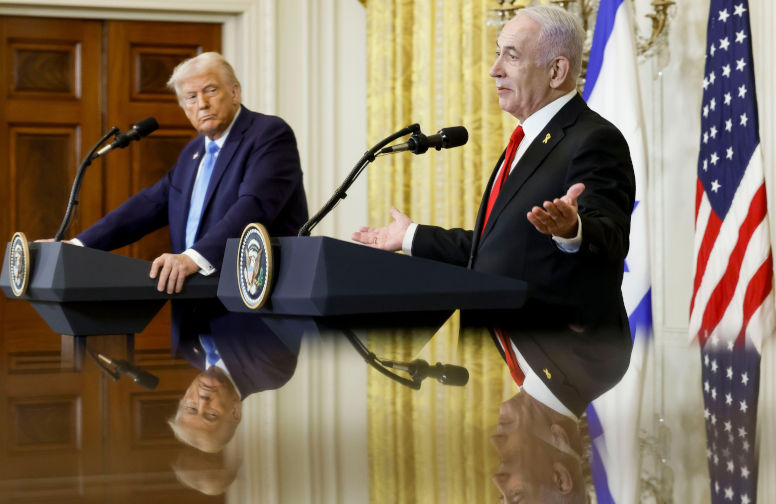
552;462;574;494
231;82;242;104
232;400;242;421
549;57;571;89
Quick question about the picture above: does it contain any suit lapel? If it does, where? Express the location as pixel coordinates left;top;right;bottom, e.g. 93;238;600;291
479;94;587;242
470;150;505;260
182;139;206;206
200;106;252;217
178;139;207;251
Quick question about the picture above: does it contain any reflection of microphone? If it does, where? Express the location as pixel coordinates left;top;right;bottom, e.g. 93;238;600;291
383;359;469;386
96;353;160;390
380;126;469;155
93;116;159;158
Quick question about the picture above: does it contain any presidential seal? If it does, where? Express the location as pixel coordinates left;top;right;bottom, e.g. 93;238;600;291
9;232;31;297
237;223;273;310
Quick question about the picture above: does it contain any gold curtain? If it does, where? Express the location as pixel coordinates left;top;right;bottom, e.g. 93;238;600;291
364;1;519;503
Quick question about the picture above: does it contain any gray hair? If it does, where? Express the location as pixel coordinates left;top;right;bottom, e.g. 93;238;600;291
166;52;241;103
517;5;585;79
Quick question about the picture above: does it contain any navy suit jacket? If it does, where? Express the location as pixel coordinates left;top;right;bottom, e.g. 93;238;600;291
178;314;303;398
77;106;308;354
412;95;635;416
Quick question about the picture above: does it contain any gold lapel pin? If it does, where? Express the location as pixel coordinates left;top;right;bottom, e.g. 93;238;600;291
543;368;552;380
542;133;551;144
193;152;200;160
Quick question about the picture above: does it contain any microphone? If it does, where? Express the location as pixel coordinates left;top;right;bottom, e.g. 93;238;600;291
381;126;468;155
93;116;159;158
383;359;469;386
96;353;160;390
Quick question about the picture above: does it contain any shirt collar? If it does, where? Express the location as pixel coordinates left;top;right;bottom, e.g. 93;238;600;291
518;89;577;146
204;106;241;151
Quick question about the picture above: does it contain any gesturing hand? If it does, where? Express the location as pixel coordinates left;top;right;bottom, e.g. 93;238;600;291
351;206;411;252
526;183;585;238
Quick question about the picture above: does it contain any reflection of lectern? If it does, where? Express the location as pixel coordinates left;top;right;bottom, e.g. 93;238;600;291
218;236;531;327
1;241;218;336
217;235;537;389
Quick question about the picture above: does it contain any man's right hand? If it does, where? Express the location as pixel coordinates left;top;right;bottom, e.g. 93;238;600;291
351;206;411;252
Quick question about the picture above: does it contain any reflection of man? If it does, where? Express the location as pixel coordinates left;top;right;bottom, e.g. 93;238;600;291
70;51;308;353
171;446;239;496
491;391;585;504
353;6;634;415
169;314;302;453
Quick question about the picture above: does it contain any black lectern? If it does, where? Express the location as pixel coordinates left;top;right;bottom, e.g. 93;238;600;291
217;235;536;389
218;236;530;325
1;241;218;336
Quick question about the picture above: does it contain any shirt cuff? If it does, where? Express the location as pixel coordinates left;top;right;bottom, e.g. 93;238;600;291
552;214;582;253
183;249;217;276
402;223;419;255
70;238;85;247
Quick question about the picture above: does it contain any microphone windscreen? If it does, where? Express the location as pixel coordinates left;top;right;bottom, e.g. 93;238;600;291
440;126;468;148
132;369;160;390
438;364;469;386
133;116;159;137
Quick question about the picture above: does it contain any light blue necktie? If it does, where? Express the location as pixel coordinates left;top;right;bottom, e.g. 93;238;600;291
185;141;220;249
200;334;221;368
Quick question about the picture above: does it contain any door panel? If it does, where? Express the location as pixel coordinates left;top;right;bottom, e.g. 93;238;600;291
0;16;224;504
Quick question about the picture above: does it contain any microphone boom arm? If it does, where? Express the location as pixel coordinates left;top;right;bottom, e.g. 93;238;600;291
54;126;120;242
298;123;421;237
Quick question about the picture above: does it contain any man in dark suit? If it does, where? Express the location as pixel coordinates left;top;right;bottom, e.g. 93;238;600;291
353;6;634;417
73;52;308;355
169;314;304;453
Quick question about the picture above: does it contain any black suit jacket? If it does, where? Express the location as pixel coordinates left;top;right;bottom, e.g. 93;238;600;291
413;95;635;416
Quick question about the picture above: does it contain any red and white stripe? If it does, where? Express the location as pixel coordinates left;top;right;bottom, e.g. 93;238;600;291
690;145;775;351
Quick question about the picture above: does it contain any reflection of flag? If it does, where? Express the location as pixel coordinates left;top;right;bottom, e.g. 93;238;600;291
690;1;774;503
582;0;651;502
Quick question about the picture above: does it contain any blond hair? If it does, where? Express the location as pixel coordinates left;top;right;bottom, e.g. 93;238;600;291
166;51;241;104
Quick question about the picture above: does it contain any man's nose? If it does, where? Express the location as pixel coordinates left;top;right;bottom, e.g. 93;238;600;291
489;56;503;78
197;93;209;108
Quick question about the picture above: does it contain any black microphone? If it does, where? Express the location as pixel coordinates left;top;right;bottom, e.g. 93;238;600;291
384;359;469;386
97;353;159;390
381;126;468;155
93;116;159;158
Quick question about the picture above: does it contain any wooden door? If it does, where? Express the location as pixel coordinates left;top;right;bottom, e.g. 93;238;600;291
0;18;107;501
0;16;223;503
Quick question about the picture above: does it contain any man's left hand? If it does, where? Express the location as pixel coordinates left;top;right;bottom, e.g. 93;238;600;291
526;183;585;238
150;253;199;294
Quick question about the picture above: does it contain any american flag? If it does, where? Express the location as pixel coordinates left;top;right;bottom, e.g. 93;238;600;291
690;1;775;503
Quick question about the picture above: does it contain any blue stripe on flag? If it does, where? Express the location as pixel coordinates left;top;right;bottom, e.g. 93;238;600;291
628;289;653;342
585;404;616;504
582;0;624;100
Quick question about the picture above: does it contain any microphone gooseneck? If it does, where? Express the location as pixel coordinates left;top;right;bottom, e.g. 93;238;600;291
54;118;158;241
93;117;159;158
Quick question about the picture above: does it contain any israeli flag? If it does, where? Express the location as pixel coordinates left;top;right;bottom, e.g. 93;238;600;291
583;0;653;502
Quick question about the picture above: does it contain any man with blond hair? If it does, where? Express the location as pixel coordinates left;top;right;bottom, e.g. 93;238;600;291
71;52;308;449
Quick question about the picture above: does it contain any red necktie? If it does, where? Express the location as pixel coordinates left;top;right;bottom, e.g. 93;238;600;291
496;329;525;386
481;125;525;235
